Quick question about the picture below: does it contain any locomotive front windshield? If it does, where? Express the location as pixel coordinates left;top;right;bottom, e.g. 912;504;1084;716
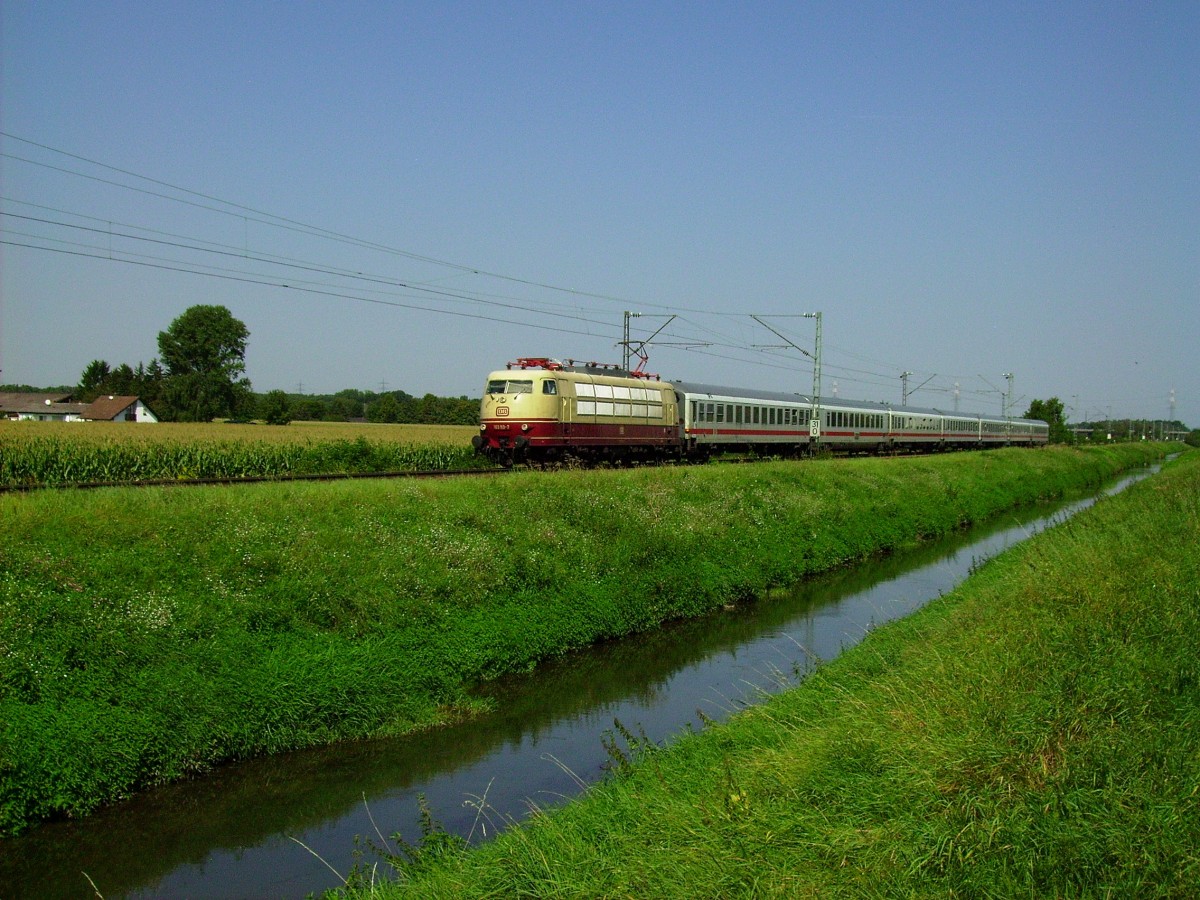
486;378;534;394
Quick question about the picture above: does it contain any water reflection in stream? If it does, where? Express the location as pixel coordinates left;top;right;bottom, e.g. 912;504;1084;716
1;467;1158;899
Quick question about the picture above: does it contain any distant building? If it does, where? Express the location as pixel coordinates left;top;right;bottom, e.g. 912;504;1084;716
0;392;76;421
80;395;159;423
0;393;158;422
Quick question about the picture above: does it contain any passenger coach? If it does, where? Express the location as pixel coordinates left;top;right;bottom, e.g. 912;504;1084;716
675;381;1047;455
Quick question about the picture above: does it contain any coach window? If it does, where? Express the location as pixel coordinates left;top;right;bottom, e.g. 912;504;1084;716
542;380;558;395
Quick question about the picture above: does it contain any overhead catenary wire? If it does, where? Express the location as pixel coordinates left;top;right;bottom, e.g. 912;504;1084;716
1;133;657;308
0;237;620;342
0;211;617;329
2;131;1029;401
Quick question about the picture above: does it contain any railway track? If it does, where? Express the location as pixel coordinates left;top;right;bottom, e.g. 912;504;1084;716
0;466;508;494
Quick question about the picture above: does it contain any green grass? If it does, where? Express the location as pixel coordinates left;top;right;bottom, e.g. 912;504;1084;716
334;449;1199;898
0;444;1166;836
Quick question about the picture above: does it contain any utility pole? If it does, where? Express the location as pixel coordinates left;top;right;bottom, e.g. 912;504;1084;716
1002;373;1014;420
900;371;935;406
750;311;822;438
954;381;960;413
621;311;641;370
806;312;822;430
620;311;678;373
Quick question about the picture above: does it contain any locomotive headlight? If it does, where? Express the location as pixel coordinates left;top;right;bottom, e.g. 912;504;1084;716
479;424;487;431
521;423;530;431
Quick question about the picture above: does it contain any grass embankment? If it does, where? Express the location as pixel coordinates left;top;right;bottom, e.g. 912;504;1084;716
0;421;480;487
336;449;1199;899
0;444;1164;836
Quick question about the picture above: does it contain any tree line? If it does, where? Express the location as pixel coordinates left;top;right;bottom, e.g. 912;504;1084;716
48;304;478;425
257;388;479;426
1023;397;1197;446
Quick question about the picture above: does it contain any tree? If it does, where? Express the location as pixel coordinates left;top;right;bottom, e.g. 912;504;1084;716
332;396;364;420
157;305;251;421
1024;397;1071;444
260;390;292;425
108;363;136;396
77;360;111;402
132;360;167;406
368;393;400;423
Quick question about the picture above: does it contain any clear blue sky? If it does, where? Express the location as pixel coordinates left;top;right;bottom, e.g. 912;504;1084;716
2;1;1197;424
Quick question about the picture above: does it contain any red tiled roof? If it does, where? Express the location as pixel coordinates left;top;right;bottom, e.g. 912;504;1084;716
82;395;139;420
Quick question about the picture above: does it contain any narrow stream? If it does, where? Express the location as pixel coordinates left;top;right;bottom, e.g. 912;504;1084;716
1;465;1160;899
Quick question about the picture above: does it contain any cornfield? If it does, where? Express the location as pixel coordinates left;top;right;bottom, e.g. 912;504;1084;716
0;422;484;487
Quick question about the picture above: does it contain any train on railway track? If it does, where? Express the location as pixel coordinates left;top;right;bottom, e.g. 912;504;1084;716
471;358;1049;466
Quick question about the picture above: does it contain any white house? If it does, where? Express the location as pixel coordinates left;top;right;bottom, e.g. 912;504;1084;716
1;394;158;422
9;398;86;422
81;395;160;423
